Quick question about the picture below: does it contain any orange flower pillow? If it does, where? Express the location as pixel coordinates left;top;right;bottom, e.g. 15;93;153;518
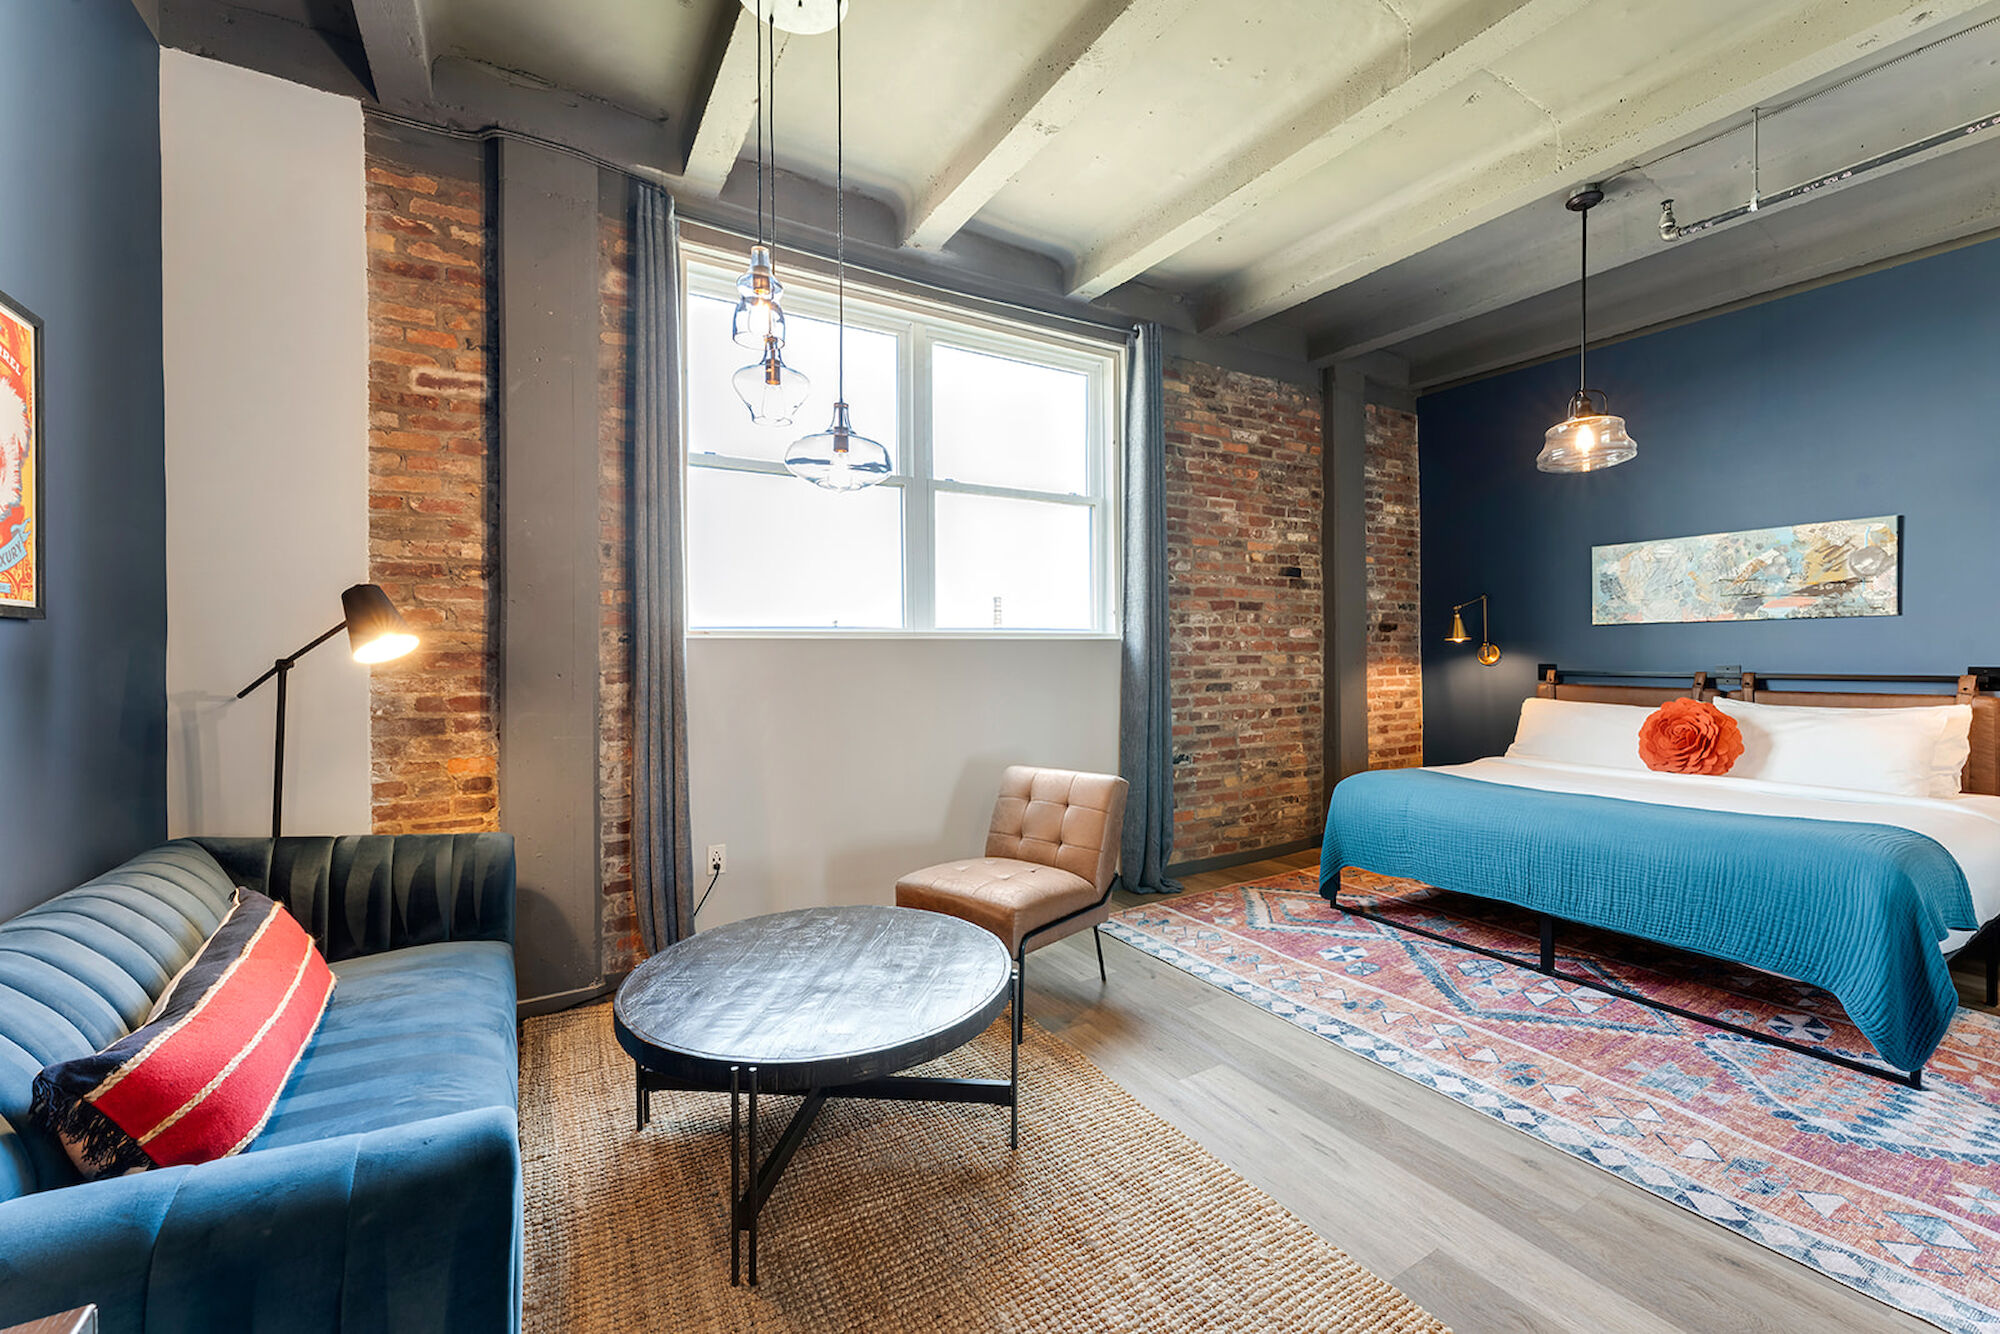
1638;698;1745;775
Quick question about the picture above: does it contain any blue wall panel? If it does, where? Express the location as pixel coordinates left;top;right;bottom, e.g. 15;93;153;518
1418;237;2000;765
0;0;166;918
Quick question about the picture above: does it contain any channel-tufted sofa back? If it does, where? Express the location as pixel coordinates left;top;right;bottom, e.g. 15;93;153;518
0;843;236;1201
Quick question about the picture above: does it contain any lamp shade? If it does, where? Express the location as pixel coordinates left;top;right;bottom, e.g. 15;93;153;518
732;245;787;349
732;336;813;425
341;583;418;664
785;401;892;492
1537;405;1637;474
1446;609;1470;643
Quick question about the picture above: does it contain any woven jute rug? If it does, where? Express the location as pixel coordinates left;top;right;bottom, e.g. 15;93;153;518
520;1002;1449;1333
1107;873;2000;1334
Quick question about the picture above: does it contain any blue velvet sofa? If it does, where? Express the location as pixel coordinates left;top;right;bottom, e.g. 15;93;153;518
0;834;520;1334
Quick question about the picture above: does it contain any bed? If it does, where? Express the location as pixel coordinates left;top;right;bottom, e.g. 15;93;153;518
1318;667;2000;1088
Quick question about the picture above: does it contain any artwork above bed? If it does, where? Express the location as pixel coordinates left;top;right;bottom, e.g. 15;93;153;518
1591;515;1900;625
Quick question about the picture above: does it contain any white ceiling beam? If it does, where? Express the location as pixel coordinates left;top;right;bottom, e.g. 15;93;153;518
683;8;790;197
1202;0;1993;335
351;0;433;108
1065;0;1595;301
902;0;1192;251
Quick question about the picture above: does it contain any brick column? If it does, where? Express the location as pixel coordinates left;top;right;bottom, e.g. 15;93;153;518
1363;404;1422;768
1163;359;1324;865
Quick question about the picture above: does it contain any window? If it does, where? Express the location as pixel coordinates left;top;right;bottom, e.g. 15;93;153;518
683;246;1121;634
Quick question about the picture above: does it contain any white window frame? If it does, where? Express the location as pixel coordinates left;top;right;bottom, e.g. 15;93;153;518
681;242;1124;639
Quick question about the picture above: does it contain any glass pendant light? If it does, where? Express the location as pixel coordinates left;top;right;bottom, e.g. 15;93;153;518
1537;184;1638;474
786;5;890;492
730;1;789;351
731;334;813;425
731;245;786;349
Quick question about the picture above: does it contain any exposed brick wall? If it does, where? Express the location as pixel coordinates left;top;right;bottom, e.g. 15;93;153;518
363;128;501;835
598;211;640;975
1363;404;1422;768
1164;359;1323;865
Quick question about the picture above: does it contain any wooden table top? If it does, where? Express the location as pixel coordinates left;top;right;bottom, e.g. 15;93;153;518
613;906;1012;1091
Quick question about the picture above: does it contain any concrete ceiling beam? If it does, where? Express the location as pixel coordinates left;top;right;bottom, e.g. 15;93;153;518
351;0;433;109
1200;0;1993;336
425;56;679;178
901;0;1192;251
683;7;790;197
1063;0;1594;302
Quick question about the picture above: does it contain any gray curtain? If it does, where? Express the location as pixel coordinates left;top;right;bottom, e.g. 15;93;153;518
1115;323;1180;894
631;184;694;950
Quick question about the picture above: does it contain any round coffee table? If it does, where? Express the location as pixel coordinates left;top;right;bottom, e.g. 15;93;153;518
613;905;1018;1285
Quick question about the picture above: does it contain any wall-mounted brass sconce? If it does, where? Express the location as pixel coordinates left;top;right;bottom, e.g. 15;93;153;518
1446;594;1501;666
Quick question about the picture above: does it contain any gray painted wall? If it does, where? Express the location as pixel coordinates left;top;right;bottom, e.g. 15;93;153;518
1418;235;2000;765
0;0;167;920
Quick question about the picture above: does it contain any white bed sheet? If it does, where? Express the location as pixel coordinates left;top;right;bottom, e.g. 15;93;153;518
1429;757;2000;954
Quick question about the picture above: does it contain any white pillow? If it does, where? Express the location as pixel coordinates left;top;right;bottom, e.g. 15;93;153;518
1505;697;1655;771
1712;700;1976;804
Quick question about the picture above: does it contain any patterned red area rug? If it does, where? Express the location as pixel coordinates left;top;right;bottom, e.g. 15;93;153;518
1106;870;2000;1334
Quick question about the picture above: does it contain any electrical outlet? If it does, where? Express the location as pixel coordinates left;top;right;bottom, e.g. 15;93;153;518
706;844;726;875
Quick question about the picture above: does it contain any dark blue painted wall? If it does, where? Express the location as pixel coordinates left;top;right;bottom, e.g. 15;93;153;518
0;1;166;919
1418;237;2000;766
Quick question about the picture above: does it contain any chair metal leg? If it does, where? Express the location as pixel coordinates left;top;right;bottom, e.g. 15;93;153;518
1009;963;1021;1149
1013;947;1026;1046
1094;925;1107;983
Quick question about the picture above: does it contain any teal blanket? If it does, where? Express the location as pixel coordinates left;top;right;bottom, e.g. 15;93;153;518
1318;769;1977;1073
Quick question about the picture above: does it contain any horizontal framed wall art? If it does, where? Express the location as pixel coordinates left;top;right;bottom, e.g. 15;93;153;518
0;285;42;620
1592;515;1901;626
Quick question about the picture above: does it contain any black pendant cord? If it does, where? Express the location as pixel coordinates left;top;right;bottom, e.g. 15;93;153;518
767;5;778;256
835;3;846;406
1578;198;1587;397
753;0;765;247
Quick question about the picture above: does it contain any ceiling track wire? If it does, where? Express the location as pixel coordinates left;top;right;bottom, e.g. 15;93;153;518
1662;106;2000;241
1639;11;2000;226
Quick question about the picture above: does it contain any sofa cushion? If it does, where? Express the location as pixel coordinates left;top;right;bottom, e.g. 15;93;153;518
34;890;337;1179
0;845;238;1201
248;940;516;1152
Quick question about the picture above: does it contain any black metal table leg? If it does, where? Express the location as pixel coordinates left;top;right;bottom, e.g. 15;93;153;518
636;1063;650;1131
746;1066;759;1286
728;1066;741;1286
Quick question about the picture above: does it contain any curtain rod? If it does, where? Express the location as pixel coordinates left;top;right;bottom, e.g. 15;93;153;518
365;108;1140;344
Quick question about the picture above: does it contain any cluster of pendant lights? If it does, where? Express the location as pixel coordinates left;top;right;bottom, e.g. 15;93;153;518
728;0;889;492
1537;183;1637;473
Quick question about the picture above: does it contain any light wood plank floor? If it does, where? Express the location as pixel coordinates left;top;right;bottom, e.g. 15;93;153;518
1023;851;1992;1334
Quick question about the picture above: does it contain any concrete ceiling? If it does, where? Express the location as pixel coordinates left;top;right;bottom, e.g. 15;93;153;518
145;0;2000;387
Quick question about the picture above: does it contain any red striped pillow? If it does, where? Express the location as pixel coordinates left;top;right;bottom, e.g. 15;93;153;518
31;888;335;1179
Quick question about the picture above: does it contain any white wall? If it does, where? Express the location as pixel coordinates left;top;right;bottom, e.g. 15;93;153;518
161;51;370;838
687;637;1121;929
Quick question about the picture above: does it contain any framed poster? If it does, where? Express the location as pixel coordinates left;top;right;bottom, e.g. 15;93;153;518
0;287;41;619
1592;515;1901;626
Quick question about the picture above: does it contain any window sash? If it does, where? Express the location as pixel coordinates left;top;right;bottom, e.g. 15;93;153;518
681;245;1122;636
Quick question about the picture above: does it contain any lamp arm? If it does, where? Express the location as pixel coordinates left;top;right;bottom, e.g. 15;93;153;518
235;619;348;699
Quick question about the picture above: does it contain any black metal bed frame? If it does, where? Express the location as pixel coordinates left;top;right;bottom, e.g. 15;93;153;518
1327;665;2000;1093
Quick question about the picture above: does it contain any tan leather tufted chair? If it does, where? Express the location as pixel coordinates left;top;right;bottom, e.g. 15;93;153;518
896;765;1129;1035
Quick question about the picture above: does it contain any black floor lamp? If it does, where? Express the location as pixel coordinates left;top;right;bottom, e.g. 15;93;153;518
235;583;419;839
